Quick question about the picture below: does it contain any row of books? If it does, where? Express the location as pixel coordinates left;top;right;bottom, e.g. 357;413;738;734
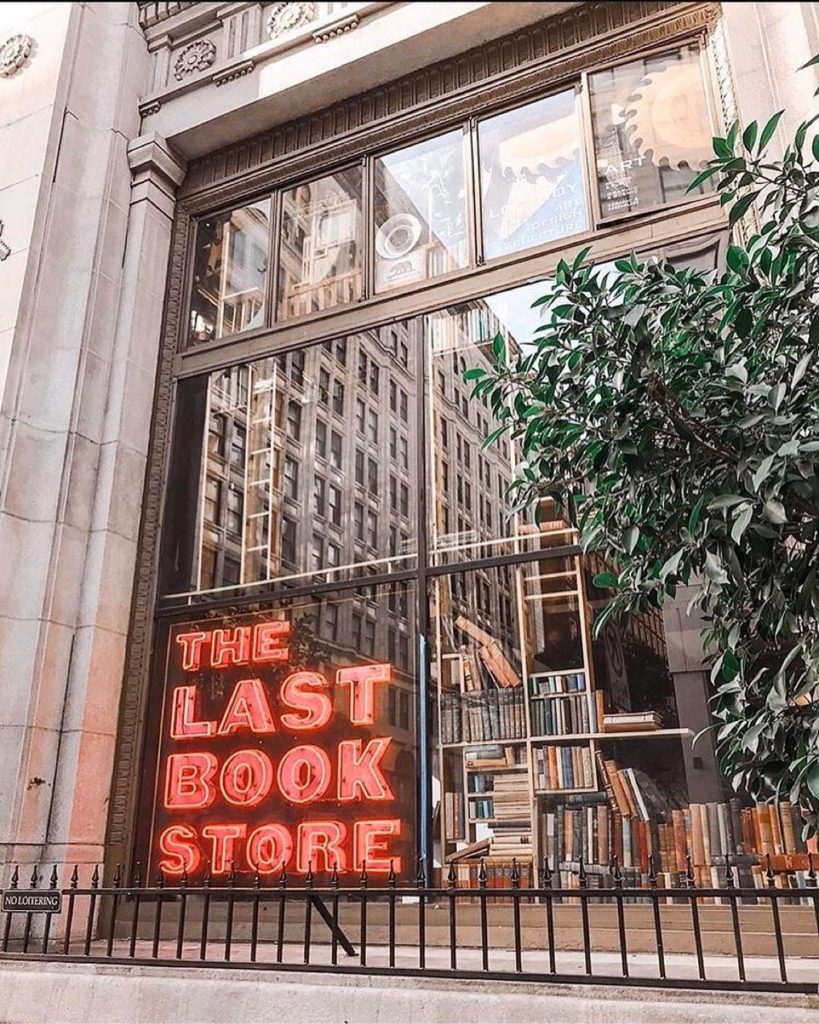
534;744;595;791
530;693;594;737
467;772;494;794
440;687;526;744
529;671;587;695
468;797;494;820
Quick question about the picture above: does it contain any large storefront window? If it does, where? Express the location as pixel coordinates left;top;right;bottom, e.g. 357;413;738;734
137;29;814;891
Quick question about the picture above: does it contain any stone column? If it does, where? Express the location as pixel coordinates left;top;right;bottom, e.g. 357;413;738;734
39;134;186;884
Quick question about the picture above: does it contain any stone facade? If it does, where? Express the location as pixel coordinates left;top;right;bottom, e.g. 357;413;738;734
0;0;817;896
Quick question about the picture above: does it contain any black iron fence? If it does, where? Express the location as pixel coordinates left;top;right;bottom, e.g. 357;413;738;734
1;856;818;994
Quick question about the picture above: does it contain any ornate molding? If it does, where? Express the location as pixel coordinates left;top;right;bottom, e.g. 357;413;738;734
0;33;33;78
173;38;217;80
213;58;256;87
137;2;197;31
313;12;360;44
266;2;316;39
140;99;162;117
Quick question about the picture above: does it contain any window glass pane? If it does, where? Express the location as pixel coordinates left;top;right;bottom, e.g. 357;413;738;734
426;281;572;565
148;585;417;881
189;200;270;344
478;90;587;260
277;168;363;320
374;130;468;292
159;330;418;600
590;44;714;219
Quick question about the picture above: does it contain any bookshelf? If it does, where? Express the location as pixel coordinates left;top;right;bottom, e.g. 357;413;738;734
433;506;817;890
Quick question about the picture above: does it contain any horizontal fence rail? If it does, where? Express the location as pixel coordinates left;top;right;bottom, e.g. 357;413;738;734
1;856;818;993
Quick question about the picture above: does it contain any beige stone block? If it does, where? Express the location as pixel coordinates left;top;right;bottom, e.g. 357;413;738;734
0;106;51;190
0;175;43;257
52;119;118;205
77;528;137;636
1;420;66;523
0;248;29;333
62;432;101;533
29;621;75;735
0;6;70;127
49;729;117;846
103;359;158;453
0;616;40;729
95;196;129;285
97;442;148;543
47;522;90;629
0;724;62;846
0;516;55;621
61;624;127;737
75;348;113;445
0;326;16;408
85;270;123;364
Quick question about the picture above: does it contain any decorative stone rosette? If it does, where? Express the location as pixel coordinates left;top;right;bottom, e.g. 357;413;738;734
173;38;217;80
266;2;316;39
0;33;33;78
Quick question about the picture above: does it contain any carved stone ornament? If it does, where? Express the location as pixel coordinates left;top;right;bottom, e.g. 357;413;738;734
173;38;216;80
0;220;10;261
0;33;33;77
266;2;316;39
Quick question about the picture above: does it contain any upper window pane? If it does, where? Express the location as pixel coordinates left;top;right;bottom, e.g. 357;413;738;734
478;89;588;260
189;200;270;345
374;130;468;292
159;328;418;600
589;44;714;219
277;168;363;320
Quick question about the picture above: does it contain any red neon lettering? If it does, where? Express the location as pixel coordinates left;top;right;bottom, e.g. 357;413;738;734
202;823;247;875
217;678;276;735
297;821;346;874
164;752;217;809
354;820;401;873
175;631;209;672
220;749;274;807
247;824;293;874
211;627;251;668
170;685;215;739
280;672;332;731
278;745;331;804
336;663;391;725
158;825;201;875
252;621;291;663
338;737;394;801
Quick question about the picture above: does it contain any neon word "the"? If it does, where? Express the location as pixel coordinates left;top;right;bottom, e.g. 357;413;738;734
175;622;291;671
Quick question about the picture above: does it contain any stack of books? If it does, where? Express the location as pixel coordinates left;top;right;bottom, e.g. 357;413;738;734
488;773;533;860
602;710;662;733
529;670;586;695
464;744;522;769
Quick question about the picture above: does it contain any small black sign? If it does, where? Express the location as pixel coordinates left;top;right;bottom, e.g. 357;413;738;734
2;891;62;914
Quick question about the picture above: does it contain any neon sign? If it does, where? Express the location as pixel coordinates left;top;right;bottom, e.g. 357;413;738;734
150;614;414;880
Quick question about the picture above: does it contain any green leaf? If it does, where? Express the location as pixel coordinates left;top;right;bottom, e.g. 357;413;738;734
731;505;753;543
801;54;819;69
704;549;729;584
792;351;811;388
807;762;819;801
688;496;705;534
763;499;787;524
463;368;485;381
751;454;775;491
768;382;786;412
742;121;758;151
686;165;719;193
726;246;749;273
813;135;819;163
593;572;619;589
758;110;784;152
712;136;733;159
659;549;684;580
729;191;760;226
624;525;640;554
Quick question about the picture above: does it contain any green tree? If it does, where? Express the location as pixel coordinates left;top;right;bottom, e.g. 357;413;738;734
469;96;819;836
